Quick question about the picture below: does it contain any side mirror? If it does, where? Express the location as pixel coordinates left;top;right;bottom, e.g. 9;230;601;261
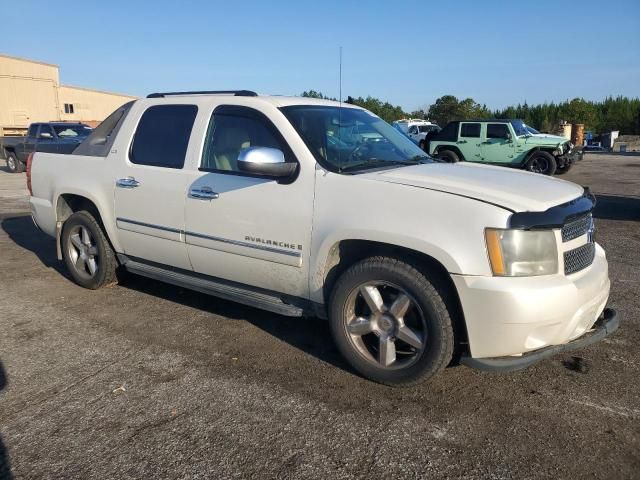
39;132;53;139
237;147;297;178
505;132;513;142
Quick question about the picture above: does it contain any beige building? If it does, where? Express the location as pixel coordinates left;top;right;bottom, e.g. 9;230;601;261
0;54;137;135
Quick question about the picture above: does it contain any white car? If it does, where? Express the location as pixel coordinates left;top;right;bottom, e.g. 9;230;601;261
27;91;617;386
394;119;440;149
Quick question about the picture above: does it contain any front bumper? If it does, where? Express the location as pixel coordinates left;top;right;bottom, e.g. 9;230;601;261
461;308;618;372
559;149;584;165
452;243;611;360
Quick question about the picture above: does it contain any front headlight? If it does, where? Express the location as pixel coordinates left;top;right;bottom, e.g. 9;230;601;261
485;228;558;276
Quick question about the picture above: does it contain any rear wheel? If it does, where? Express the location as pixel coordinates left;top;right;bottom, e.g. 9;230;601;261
61;211;117;289
5;153;23;173
328;257;455;386
436;149;460;163
525;151;557;175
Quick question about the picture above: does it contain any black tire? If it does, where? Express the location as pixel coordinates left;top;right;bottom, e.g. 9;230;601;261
61;211;117;289
555;164;572;175
5;153;23;173
436;149;460;163
418;140;426;151
328;256;455;386
525;151;557;175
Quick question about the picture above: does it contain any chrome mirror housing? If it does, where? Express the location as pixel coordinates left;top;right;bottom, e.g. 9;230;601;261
237;147;297;178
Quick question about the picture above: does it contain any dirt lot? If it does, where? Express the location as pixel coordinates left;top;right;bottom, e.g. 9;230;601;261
0;154;638;480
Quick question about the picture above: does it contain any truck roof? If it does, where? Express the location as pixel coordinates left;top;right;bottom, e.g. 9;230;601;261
142;91;361;109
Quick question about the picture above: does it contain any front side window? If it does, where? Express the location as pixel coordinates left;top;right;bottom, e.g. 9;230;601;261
201;114;285;172
130;105;197;169
487;123;510;139
53;124;92;138
38;125;54;138
281;106;430;173
460;123;481;138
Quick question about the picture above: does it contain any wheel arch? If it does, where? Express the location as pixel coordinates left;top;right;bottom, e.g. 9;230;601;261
55;192;121;254
433;144;465;161
318;238;469;358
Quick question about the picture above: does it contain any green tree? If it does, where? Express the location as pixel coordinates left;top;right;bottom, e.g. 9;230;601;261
427;95;491;126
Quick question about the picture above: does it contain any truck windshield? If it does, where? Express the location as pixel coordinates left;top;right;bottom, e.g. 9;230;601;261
510;120;530;137
53;125;93;138
281;106;432;173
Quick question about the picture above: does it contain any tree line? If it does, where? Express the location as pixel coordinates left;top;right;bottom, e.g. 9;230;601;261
301;90;640;134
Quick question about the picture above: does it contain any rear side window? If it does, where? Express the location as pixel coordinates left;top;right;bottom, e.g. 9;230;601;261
130;105;198;168
487;123;510;139
460;123;481;138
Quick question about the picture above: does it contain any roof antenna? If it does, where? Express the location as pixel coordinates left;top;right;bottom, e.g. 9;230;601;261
339;46;343;105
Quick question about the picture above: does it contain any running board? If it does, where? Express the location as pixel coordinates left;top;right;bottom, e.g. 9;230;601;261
120;257;305;317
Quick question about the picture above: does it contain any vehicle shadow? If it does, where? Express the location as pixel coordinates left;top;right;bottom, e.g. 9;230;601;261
119;274;351;373
0;360;13;480
0;215;64;275
594;194;640;222
0;215;351;374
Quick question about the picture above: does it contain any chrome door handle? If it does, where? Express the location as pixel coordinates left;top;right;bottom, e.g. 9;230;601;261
189;186;219;200
116;177;140;188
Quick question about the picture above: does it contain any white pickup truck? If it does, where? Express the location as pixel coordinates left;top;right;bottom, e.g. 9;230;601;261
28;91;618;386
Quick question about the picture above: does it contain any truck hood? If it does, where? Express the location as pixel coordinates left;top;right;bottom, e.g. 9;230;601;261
524;135;567;146
360;162;584;212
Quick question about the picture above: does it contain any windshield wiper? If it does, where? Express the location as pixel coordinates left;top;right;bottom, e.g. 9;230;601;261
339;158;422;173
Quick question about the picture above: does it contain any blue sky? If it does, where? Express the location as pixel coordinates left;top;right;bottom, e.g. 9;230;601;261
4;0;639;112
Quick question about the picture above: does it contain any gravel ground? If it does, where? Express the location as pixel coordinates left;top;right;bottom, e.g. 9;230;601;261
0;155;638;480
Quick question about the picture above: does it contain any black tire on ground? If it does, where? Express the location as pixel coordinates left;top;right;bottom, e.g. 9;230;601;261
61;210;117;289
418;140;426;151
5;153;23;173
436;149;460;163
525;151;557;175
555;163;572;175
328;256;455;386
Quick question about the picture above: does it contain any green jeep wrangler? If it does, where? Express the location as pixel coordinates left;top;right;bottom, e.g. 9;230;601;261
427;119;582;175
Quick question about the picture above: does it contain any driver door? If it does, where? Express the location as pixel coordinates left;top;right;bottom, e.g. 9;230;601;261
183;105;314;298
481;123;517;164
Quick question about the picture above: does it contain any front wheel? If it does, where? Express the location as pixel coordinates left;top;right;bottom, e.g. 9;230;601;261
525;151;557;175
328;257;455;386
61;211;117;289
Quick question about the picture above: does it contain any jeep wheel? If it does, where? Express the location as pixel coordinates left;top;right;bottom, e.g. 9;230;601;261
329;257;454;386
5;153;23;173
555;164;572;175
436;149;460;163
526;151;557;175
62;211;117;289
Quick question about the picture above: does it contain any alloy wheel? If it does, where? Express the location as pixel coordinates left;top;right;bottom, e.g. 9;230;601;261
67;225;99;279
7;157;16;171
343;282;427;369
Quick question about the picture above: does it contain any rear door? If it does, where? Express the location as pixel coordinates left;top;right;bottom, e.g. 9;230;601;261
457;122;482;162
21;124;40;161
481;123;517;164
34;125;59;154
112;103;198;270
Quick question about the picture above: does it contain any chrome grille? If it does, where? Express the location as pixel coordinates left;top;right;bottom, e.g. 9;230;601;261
561;213;593;242
564;242;596;275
